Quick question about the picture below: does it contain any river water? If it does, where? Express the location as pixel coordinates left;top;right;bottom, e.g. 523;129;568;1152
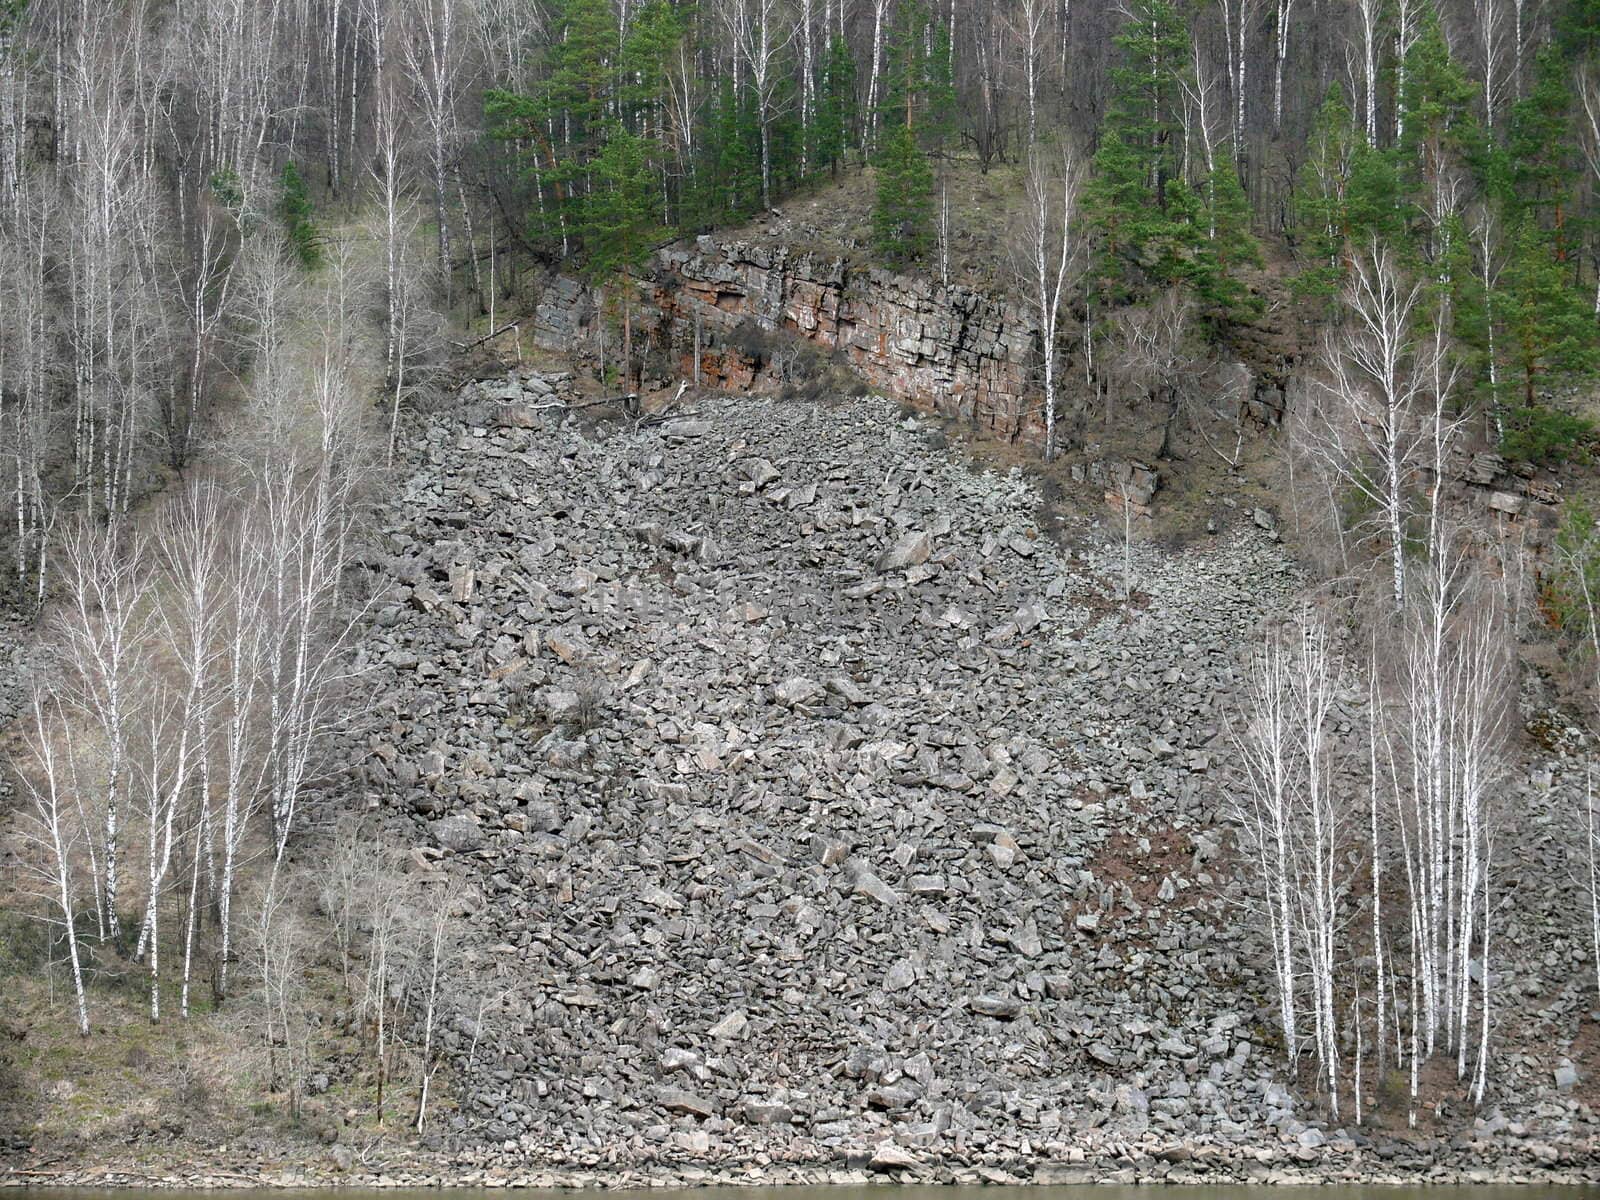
26;1188;1600;1199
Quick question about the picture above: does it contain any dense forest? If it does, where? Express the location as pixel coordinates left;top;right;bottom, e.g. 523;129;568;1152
3;0;1600;1163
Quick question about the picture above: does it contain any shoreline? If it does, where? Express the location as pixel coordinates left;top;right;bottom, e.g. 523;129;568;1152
6;1138;1600;1190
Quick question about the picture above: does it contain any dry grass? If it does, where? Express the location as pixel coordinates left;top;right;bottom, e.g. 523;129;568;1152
725;157;1033;295
0;901;458;1164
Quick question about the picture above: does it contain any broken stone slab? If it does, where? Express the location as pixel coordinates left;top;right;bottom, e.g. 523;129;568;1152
428;815;484;853
739;457;781;487
876;530;932;572
845;860;901;906
661;418;711;439
774;676;823;706
709;1009;750;1039
825;676;869;705
883;959;916;991
658;1088;718;1118
809;834;849;866
741;1098;794;1125
970;993;1021;1019
1087;1042;1123;1067
660;1047;701;1073
869;1143;923;1171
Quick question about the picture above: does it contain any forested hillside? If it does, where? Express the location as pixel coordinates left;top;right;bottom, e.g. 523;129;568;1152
4;0;1599;545
3;0;1600;1184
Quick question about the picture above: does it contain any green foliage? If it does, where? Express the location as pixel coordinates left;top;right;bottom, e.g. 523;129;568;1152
814;35;857;175
1293;86;1357;305
1397;16;1481;178
1499;217;1599;405
1199;160;1263;315
1102;0;1189;184
1550;504;1600;643
701;78;760;224
872;123;934;265
618;1;684;115
1085;0;1257;321
1499;403;1597;464
277;161;320;267
1556;0;1600;58
1506;50;1575;234
1344;145;1407;247
582;123;662;288
923;19;958;152
538;0;620;151
1086;128;1150;272
879;2;956;153
209;166;245;214
1086;0;1190;279
486;0;685;253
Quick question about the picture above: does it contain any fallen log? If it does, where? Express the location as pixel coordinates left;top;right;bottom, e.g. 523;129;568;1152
453;320;521;352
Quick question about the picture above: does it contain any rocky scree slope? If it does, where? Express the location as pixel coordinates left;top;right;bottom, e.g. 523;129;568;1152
348;371;1591;1167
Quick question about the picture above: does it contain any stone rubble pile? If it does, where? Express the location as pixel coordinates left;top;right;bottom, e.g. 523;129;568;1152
342;368;1595;1169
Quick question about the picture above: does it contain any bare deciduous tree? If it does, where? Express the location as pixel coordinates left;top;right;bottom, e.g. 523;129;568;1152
14;685;93;1037
1230;603;1349;1112
52;520;151;940
1107;287;1197;461
1011;144;1083;462
1306;245;1459;609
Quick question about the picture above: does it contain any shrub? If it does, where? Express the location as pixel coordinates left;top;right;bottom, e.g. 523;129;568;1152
1500;403;1597;465
278;161;321;268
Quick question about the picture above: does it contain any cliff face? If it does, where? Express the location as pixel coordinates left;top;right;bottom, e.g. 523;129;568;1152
534;237;1048;443
529;237;1558;540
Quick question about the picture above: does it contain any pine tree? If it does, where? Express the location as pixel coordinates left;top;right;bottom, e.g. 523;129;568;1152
485;0;624;254
1293;86;1357;306
707;78;760;222
1085;0;1261;315
1344;143;1407;247
585;124;663;389
1557;0;1600;61
924;19;958;156
873;122;934;265
278;161;320;267
1397;15;1483;227
1200;159;1263;314
542;0;619;148
879;1;955;152
1100;0;1190;207
814;36;858;176
619;2;687;128
880;0;930;131
1499;217;1598;407
1507;50;1576;243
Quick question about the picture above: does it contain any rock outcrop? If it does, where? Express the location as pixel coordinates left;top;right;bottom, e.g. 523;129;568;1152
535;238;1046;443
531;238;1314;460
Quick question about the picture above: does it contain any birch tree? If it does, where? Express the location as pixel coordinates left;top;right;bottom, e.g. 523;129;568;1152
1270;0;1294;135
52;520;152;940
14;685;94;1037
400;0;463;270
1353;0;1379;143
1311;245;1444;608
723;0;795;211
1230;603;1350;1110
1014;0;1049;146
1011;144;1083;461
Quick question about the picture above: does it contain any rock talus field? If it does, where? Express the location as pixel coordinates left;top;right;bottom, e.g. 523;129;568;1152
357;371;1325;1161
